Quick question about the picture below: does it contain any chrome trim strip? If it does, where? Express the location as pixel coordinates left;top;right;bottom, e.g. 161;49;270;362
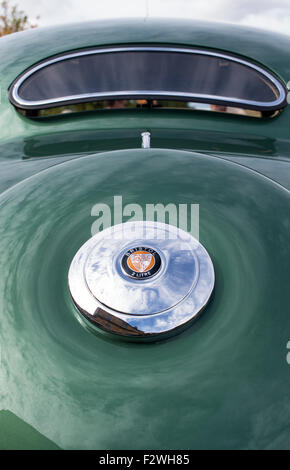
10;46;287;110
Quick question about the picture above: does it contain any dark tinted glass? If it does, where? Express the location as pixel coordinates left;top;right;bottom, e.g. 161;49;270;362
16;50;281;106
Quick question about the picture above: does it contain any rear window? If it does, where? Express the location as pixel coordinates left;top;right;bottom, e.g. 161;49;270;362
9;47;287;113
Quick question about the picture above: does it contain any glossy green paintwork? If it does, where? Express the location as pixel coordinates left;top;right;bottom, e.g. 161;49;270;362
0;18;290;164
1;149;290;450
0;411;60;450
0;20;290;450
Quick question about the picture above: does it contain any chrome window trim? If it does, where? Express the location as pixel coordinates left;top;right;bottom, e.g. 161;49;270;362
9;46;287;110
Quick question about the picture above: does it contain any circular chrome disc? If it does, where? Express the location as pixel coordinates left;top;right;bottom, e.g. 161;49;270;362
68;221;215;340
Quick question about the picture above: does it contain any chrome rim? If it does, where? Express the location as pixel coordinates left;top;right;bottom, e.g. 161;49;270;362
68;221;215;340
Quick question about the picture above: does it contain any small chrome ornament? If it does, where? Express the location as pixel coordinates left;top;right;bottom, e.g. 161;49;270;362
141;131;151;148
68;221;215;340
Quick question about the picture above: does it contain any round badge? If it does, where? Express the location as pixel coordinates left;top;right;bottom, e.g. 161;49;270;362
121;247;161;280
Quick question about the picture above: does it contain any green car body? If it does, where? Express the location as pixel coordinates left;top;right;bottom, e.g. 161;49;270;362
0;18;289;450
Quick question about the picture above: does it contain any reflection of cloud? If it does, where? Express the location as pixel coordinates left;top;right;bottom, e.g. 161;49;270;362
17;0;290;35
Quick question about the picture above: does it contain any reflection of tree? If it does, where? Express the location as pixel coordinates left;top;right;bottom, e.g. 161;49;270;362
92;308;150;338
24;100;190;118
0;0;39;36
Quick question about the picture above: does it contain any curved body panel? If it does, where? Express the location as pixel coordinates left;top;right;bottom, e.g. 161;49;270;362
0;19;289;449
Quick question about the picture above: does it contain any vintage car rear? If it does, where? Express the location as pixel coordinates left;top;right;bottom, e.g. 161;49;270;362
0;18;289;450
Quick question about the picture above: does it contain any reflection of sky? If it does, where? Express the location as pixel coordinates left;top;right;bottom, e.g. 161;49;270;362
125;254;214;334
188;102;211;110
81;221;201;315
85;247;198;314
